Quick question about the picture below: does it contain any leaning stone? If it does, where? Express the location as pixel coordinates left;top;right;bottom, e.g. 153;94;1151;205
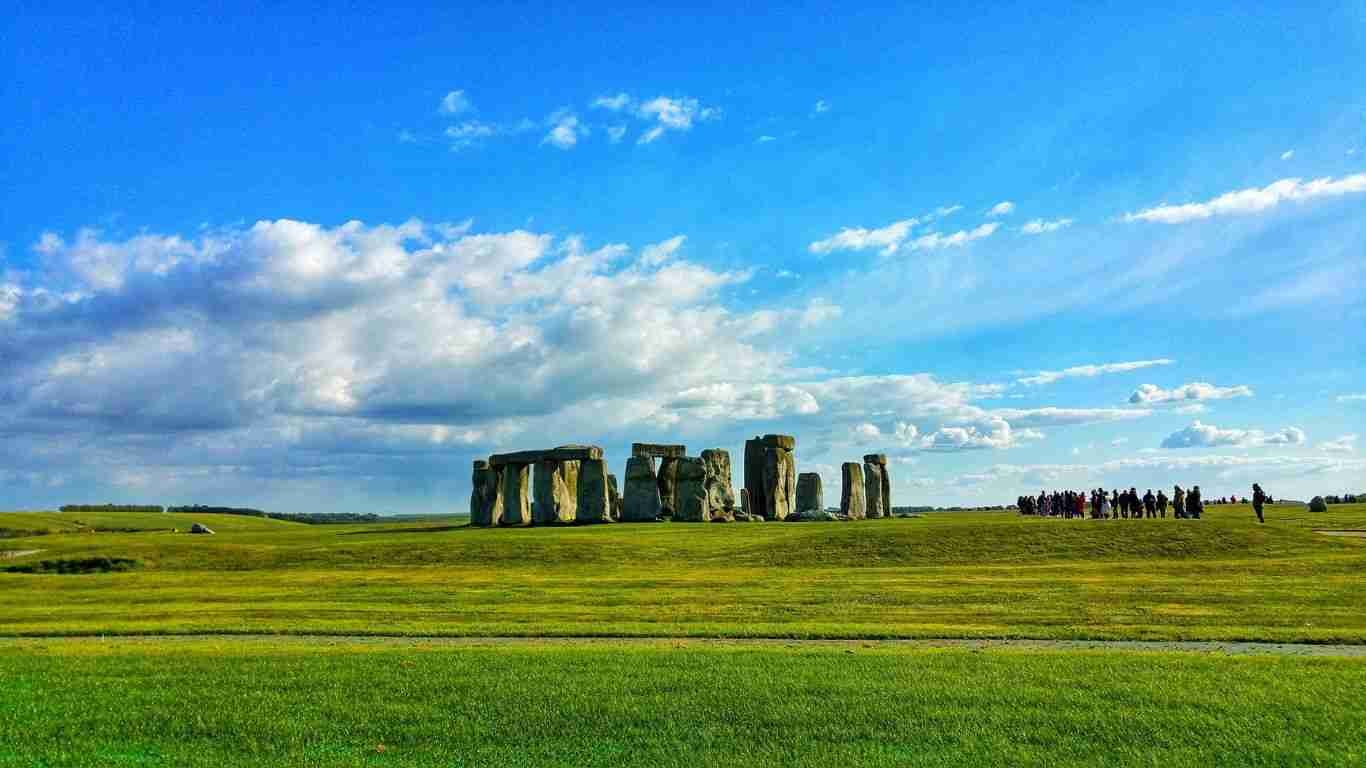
657;456;681;518
499;463;531;526
701;448;736;514
672;457;711;522
841;462;866;520
864;461;886;519
796;472;823;516
623;456;663;522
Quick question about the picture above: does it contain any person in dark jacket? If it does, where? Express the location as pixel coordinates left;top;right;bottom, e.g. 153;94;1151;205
1172;485;1186;519
1143;489;1156;518
1187;485;1203;519
1156;489;1168;518
1128;488;1142;520
1252;483;1267;524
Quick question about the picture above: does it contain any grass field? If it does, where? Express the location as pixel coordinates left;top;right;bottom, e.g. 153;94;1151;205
3;504;1365;641
4;504;1364;765
2;637;1364;767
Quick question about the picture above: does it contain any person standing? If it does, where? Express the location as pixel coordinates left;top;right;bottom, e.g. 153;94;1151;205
1252;483;1267;524
1100;491;1111;519
1143;489;1156;519
1188;485;1203;519
1173;485;1185;519
1156;489;1168;518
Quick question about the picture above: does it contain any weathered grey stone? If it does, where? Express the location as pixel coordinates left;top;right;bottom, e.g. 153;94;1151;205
760;433;796;451
489;445;602;466
673;456;711;522
631;442;686;459
623;455;663;522
470;462;495;526
701;449;736;513
532;459;578;525
743;438;765;517
763;445;796;521
880;464;891;518
864;461;886;519
862;453;887;466
657;456;681;517
499;463;531;526
575;459;613;524
607;473;622;520
841;462;866;520
189;522;215;534
796;472;823;515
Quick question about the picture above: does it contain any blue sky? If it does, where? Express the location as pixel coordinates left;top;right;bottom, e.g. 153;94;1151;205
2;2;1364;512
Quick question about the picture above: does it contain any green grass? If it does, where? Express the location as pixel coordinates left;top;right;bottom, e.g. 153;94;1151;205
1;637;1362;767
2;504;1364;641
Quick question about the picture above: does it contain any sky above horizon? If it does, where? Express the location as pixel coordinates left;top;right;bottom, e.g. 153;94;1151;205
3;3;1365;513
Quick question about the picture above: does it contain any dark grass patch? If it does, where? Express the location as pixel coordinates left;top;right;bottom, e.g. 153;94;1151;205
5;557;140;574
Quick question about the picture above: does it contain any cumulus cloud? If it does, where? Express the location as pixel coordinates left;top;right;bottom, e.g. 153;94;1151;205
1130;382;1253;405
905;222;998;251
990;407;1151;428
987;201;1015;217
1021;217;1074;235
639;235;685;267
1018;358;1173;386
1123;173;1366;224
1280;149;1295;161
1319;434;1358;453
542;111;586;149
440;90;473;115
446;121;497;149
1160;421;1305;449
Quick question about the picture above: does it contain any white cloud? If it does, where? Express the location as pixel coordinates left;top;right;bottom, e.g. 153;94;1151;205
1111;437;1129;446
639;235;685;267
591;93;632;111
1130;382;1253;405
440;90;473;115
1280;149;1295;161
542;111;586;149
1160;421;1305;449
1339;394;1366;403
1018;358;1173;386
987;201;1015;217
607;125;627;144
906;222;999;252
756;135;777;143
1123;173;1366;224
445;121;497;149
813;99;830;114
635;96;720;144
1020;217;1074;235
809;219;917;256
1319;434;1358;454
1173;403;1207;415
991;407;1152;428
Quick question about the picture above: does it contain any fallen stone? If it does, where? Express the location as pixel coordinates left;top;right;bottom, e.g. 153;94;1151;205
189;523;215;534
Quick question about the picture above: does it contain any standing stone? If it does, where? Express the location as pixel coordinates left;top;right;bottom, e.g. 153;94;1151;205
657;456;681;518
533;459;578;525
470;460;494;526
701;449;736;514
745;434;797;521
865;453;891;517
607;473;622;521
740;488;751;517
841;462;866;520
673;457;711;522
575;458;613;524
796;472;823;515
623;456;663;522
499;463;531;526
864;461;886;519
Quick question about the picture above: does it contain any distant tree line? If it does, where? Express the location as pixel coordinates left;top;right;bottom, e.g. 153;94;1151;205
168;505;381;525
59;504;165;514
1320;494;1364;505
166;505;267;517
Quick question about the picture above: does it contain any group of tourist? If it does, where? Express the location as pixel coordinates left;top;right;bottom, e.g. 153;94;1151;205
1016;483;1270;522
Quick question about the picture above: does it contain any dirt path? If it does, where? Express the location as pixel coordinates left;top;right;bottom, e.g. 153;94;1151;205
1317;530;1366;538
3;634;1363;656
0;549;42;559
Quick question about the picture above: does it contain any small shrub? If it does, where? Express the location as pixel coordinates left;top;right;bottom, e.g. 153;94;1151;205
1308;496;1328;513
5;557;139;574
